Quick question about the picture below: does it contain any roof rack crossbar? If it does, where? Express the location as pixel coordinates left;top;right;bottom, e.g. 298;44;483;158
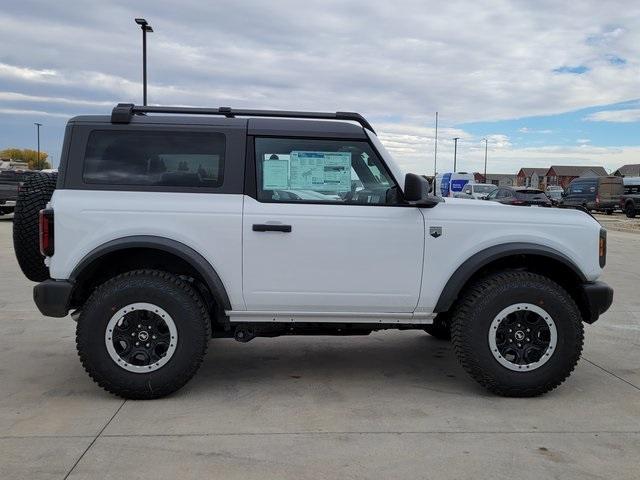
110;103;375;133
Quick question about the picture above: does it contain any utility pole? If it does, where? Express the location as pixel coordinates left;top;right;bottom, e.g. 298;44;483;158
453;137;460;172
483;137;488;180
433;111;438;177
34;123;42;168
135;18;153;106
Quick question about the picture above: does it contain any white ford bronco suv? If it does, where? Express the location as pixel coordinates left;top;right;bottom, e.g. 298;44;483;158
14;103;613;399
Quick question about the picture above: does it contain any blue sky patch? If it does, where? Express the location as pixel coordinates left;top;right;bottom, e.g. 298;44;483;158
459;99;640;148
553;65;589;74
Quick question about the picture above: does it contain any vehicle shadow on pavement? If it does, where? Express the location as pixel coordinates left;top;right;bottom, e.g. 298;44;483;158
186;332;479;398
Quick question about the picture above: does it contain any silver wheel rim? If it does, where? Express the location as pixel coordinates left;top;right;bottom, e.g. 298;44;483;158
105;302;178;373
488;303;557;372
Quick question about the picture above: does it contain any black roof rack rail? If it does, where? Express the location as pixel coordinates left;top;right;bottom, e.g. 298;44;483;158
111;103;376;133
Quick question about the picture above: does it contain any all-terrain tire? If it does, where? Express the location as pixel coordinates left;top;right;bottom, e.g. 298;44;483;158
450;270;584;397
625;203;636;218
76;270;211;399
13;172;58;281
424;313;451;340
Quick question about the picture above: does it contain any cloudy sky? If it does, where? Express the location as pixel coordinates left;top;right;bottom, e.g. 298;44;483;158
1;0;639;174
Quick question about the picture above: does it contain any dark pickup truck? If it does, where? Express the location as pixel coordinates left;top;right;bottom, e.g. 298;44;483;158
620;180;640;218
0;170;35;215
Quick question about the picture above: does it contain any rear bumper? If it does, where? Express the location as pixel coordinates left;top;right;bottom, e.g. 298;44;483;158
580;281;614;324
33;279;74;317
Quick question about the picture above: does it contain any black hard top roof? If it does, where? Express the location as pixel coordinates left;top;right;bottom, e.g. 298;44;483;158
68;103;373;139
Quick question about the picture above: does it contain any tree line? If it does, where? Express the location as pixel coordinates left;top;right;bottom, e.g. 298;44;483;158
0;148;52;170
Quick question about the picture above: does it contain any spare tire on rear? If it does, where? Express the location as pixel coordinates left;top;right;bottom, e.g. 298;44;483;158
13;172;58;282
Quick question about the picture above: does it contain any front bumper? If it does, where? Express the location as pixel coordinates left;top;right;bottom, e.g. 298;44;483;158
33;279;74;317
580;281;614;324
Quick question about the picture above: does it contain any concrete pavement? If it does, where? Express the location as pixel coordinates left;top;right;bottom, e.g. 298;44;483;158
0;216;638;479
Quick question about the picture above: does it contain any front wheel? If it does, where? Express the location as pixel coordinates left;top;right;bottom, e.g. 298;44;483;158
76;270;211;399
450;271;584;397
626;204;636;218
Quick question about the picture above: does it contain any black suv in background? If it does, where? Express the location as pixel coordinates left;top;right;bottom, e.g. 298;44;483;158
485;186;552;206
561;176;623;214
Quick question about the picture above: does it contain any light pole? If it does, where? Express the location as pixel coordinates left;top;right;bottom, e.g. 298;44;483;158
482;137;488;180
135;18;153;106
34;123;42;168
433;111;438;177
453;137;460;172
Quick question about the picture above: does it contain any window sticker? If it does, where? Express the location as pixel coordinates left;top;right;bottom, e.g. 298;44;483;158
263;154;290;189
289;151;351;192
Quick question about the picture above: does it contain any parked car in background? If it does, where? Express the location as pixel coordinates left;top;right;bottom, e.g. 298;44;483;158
457;183;497;199
545;188;564;205
561;176;623;214
619;177;640;218
0;170;35;216
485;186;552;206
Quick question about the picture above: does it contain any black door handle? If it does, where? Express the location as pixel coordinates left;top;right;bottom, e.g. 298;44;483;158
252;224;292;232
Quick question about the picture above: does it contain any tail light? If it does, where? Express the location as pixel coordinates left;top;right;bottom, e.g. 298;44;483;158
599;229;607;268
511;199;526;205
595;194;600;204
39;208;54;256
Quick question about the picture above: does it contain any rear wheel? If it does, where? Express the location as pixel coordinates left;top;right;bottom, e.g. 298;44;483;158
77;270;211;399
451;271;583;397
626;203;636;218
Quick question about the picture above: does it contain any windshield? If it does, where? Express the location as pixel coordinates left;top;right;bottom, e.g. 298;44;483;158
365;129;407;190
474;185;497;193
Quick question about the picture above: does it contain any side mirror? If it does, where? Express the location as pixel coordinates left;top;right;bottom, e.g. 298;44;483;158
404;173;442;207
561;191;567;197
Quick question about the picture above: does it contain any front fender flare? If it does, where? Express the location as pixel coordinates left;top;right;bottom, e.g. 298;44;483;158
433;242;587;313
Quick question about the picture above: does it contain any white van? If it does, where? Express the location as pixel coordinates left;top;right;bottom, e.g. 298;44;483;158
435;172;475;197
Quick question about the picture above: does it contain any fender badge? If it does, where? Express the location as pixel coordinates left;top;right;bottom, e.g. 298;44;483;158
430;226;443;238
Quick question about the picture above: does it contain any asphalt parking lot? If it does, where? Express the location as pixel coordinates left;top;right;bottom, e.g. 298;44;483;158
0;215;638;479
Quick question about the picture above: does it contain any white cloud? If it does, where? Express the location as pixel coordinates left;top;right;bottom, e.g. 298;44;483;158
0;91;113;107
518;127;553;134
0;108;70;118
0;1;639;170
584;108;640;122
1;1;639;123
374;128;636;175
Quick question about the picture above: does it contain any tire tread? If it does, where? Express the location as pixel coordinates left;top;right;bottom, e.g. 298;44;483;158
450;270;584;397
76;269;211;399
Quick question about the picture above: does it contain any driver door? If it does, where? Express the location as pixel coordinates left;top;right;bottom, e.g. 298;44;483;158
242;136;425;313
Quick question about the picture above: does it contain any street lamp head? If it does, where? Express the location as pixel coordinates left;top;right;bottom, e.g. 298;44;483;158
144;25;153;32
135;18;148;26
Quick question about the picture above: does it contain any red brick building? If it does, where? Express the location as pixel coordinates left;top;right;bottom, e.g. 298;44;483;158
545;166;607;189
516;168;547;188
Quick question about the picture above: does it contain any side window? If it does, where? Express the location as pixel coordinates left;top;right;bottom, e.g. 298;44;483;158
83;130;225;188
255;137;397;205
486;189;498;199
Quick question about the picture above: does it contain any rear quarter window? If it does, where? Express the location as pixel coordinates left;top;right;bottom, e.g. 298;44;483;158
82;130;225;188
